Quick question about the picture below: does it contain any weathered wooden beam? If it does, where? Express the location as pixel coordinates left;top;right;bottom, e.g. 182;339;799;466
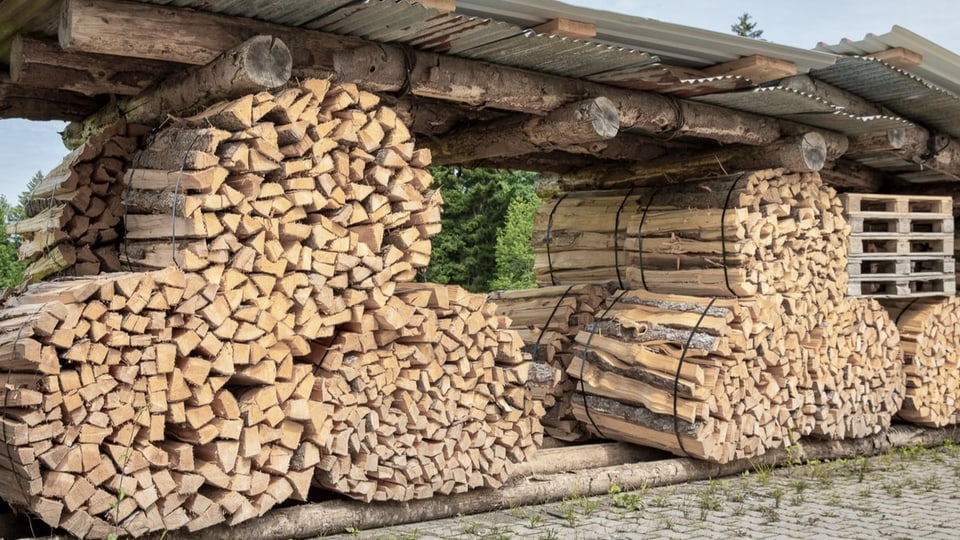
702;54;797;85
0;75;101;121
333;43;783;146
11;35;178;97
819;159;891;192
59;0;363;71
558;132;827;190
426;97;620;165
532;18;597;39
868;47;923;69
395;97;511;137
410;0;456;12
62;35;292;148
847;126;960;181
0;0;59;61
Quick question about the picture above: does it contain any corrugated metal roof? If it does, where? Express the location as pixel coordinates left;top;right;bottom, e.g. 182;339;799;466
139;0;357;26
587;64;752;96
816;25;960;98
692;86;912;135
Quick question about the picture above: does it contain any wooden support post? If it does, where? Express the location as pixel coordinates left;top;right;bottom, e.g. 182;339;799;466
11;35;177;96
333;43;783;146
62;35;292;148
426;97;620;165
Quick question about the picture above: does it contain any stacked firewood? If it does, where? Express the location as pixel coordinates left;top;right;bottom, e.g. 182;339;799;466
488;284;608;441
7;121;148;281
0;80;540;538
567;289;799;463
306;283;538;502
793;297;905;439
533;169;850;303
884;297;960;427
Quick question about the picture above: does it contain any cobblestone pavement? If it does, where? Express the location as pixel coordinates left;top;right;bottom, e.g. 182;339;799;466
324;442;960;539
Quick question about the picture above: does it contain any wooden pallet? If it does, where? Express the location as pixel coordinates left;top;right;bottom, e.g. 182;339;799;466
847;274;956;298
846;214;953;235
847;256;956;277
847;233;954;256
841;193;953;215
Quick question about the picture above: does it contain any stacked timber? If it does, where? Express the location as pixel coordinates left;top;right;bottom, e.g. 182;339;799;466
305;283;539;502
533;169;850;305
884;297;960;427
842;193;955;298
7;121;148;281
567;289;799;463
488;284;608;441
794;297;905;439
0;268;319;537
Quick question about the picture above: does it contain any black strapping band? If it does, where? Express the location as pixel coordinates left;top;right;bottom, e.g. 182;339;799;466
613;189;635;291
719;175;746;297
578;290;630;438
544;194;568;287
673;297;718;457
894;298;922;326
636;186;664;292
531;285;575;364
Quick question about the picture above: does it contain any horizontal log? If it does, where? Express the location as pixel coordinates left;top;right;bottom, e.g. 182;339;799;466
333;43;782;146
0;76;100;121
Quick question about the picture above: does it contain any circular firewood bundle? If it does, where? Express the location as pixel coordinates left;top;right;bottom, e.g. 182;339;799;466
307;283;540;502
566;289;798;464
883;297;960;427
794;297;905;440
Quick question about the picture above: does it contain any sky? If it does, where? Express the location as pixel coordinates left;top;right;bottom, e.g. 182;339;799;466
3;0;960;204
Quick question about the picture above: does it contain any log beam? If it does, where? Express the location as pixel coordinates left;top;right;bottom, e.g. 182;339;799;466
11;35;178;97
62;35;292;148
819;159;891;192
426;97;620;165
559;132;828;190
333;43;783;146
847;126;960;182
0;75;100;121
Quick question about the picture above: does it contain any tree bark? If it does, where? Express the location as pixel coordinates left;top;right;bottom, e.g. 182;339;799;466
0;75;99;121
333;43;783;146
62;35;291;148
426;97;620;165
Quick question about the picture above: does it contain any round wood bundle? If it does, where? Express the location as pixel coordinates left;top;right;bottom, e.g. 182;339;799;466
883;297;960;427
305;283;540;502
7;120;149;281
794;297;905;439
533;169;849;302
117;79;440;342
567;289;798;464
488;284;608;441
0;268;319;538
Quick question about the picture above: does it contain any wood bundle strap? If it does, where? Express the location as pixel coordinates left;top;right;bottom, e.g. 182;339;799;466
793;297;905;440
0;269;319;538
883;297;960;427
119;78;440;343
532;169;850;301
488;284;608;441
567;289;798;463
304;283;540;502
7;120;149;281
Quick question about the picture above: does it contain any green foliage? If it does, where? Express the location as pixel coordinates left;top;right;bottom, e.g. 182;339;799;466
489;187;540;291
425;167;539;292
0;196;25;290
731;13;763;39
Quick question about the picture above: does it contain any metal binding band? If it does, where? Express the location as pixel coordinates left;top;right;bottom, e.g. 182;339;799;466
719;175;746;297
578;290;629;438
636;186;663;291
531;285;575;364
545;194;569;287
613;189;635;290
673;297;718;457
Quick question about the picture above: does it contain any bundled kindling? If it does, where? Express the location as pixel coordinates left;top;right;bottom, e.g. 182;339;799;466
794;297;905;439
533;169;849;300
305;283;539;502
566;289;799;464
883;297;960;427
488;284;608;441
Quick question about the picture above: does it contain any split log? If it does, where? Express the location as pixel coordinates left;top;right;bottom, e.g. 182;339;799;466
794;297;905;439
884;297;960;427
425;97;620;165
306;283;541;502
567;289;799;463
62;35;292;148
489;284;608;441
534;169;850;308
